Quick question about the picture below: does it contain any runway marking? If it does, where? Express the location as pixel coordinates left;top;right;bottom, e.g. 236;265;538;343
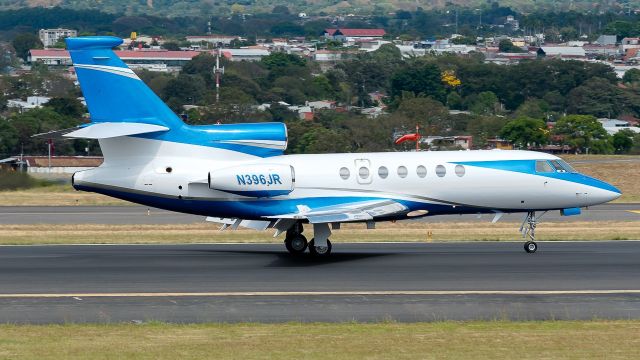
1;290;640;298
629;210;640;215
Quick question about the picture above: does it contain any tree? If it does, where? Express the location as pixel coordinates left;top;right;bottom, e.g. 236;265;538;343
612;129;635;154
499;117;549;148
513;98;550;119
623;69;640;84
0;120;18;156
566;77;625;118
553;115;613;154
44;97;85;118
498;39;523;53
12;33;43;61
468;91;500;115
389;62;446;103
162;41;181;51
230;3;245;14
272;5;290;14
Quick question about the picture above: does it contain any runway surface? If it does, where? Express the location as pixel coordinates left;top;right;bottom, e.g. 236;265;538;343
1;203;638;224
1;242;639;323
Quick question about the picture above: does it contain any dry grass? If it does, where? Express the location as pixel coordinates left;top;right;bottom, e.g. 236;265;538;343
0;155;637;206
562;155;640;203
0;321;639;359
1;221;638;245
0;184;128;206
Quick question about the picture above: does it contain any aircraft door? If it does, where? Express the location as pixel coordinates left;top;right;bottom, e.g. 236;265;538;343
354;159;372;185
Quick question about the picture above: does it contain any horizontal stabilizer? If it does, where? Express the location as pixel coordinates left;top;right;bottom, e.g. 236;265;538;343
63;122;169;139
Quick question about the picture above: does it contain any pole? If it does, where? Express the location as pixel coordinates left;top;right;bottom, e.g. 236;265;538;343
47;139;51;170
215;49;220;103
416;124;420;151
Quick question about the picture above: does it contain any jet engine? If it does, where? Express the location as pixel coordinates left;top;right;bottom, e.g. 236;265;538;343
208;163;295;197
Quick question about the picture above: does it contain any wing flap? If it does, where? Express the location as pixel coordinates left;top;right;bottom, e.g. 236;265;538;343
266;199;408;224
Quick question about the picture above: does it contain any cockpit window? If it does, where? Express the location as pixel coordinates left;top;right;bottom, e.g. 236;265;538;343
535;160;554;173
556;159;577;173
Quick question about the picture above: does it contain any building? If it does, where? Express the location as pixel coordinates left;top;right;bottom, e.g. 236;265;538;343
6;96;50;112
185;35;240;46
39;28;78;47
0;156;103;175
505;15;519;31
595;35;617;46
537;46;586;59
598;118;640;135
29;49;202;72
324;28;386;42
220;48;270;61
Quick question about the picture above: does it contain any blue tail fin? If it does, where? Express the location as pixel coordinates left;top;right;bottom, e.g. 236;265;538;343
66;36;183;129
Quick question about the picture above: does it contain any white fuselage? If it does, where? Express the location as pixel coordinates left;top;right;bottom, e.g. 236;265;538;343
71;136;620;220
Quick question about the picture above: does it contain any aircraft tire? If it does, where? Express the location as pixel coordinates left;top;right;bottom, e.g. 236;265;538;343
524;241;537;254
285;234;308;254
309;239;332;257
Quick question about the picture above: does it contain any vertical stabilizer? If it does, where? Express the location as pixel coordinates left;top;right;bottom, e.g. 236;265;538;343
66;36;183;129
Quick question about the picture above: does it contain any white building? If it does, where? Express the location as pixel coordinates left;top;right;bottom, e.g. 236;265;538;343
221;48;270;61
598;119;640;135
39;28;78;48
7;96;50;111
186;35;241;46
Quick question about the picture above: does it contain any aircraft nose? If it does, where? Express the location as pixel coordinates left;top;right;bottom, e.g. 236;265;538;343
587;179;621;204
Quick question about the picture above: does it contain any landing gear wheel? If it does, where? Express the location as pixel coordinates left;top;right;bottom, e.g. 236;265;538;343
285;235;308;255
309;239;332;257
524;241;537;254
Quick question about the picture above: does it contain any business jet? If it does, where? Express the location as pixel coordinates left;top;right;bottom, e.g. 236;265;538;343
56;36;621;256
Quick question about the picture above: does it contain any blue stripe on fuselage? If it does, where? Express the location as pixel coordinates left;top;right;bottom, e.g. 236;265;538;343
454;160;621;194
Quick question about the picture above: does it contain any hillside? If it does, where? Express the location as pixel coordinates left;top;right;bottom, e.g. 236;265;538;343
0;0;638;16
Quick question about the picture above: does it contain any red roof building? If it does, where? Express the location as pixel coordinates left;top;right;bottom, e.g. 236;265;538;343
324;28;386;41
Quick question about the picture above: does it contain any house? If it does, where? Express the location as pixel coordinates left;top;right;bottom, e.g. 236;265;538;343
185;35;240;46
595;35;617;46
7;96;50;111
598;118;640;135
537;46;586;59
306;100;335;110
221;48;270;61
29;49;202;72
39;28;77;47
486;139;513;150
324;28;386;42
0;156;103;175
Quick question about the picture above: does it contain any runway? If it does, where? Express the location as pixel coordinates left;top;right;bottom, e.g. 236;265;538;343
1;242;639;323
1;203;639;224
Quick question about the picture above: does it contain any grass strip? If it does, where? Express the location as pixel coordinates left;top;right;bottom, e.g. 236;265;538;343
0;321;639;359
0;221;638;245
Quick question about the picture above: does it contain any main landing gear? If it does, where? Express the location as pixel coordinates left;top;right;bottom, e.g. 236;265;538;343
284;222;332;257
520;211;542;254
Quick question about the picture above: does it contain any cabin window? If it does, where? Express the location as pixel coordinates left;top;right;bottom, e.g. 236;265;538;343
436;165;446;177
359;166;370;179
535;160;554;173
397;166;408;178
339;167;350;180
378;166;388;179
455;165;465;177
416;165;427;178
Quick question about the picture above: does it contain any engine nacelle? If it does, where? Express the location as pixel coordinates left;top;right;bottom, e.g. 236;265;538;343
208;163;295;198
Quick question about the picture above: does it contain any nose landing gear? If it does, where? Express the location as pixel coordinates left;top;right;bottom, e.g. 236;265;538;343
520;211;544;254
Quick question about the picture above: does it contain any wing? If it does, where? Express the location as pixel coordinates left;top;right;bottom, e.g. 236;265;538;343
205;199;408;236
265;199;408;224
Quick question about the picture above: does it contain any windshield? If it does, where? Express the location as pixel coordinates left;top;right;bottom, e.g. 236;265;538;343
555;159;577;173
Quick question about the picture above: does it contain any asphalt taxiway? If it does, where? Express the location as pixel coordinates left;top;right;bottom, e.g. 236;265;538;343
1;241;639;323
0;203;638;224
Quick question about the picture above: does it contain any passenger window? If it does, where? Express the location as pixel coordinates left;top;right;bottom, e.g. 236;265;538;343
535;160;554;173
378;166;388;179
339;167;350;180
397;166;408;178
416;165;427;178
455;165;465;177
358;166;370;179
435;165;446;177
